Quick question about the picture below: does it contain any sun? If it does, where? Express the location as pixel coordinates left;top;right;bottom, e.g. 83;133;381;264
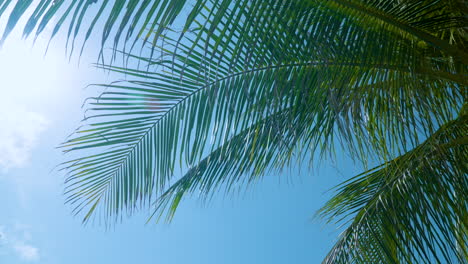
0;38;61;102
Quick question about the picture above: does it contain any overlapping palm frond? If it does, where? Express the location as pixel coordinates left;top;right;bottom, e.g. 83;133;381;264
1;0;466;62
321;0;468;63
62;0;464;218
0;0;191;58
2;0;463;262
318;113;467;263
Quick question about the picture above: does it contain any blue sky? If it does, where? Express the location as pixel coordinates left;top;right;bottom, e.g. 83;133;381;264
0;4;362;264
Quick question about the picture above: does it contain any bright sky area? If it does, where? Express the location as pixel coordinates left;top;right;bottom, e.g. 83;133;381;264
0;4;361;264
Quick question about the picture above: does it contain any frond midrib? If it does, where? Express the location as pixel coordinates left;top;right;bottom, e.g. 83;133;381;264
76;59;408;217
71;55;463;221
327;0;468;64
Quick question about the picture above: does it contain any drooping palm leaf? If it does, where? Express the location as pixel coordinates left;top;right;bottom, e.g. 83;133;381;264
0;0;466;63
317;113;467;263
321;0;468;63
7;0;460;263
0;0;190;59
61;0;464;220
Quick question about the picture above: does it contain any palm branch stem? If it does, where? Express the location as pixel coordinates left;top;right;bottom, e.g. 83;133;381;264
326;0;468;64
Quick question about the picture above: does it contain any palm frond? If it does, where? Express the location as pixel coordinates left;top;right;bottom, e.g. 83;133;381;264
0;0;466;64
0;0;465;261
150;103;322;222
321;0;468;63
317;113;468;263
61;0;465;225
0;0;190;58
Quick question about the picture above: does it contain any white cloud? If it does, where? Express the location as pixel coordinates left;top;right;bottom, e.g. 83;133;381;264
13;243;40;262
0;223;40;262
0;102;48;171
0;225;6;245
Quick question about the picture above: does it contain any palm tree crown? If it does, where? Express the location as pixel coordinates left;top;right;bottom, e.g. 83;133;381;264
0;0;466;263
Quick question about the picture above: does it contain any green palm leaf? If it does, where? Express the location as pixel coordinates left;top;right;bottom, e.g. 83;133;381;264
0;0;190;58
0;0;466;63
1;0;465;263
318;113;467;263
62;0;464;221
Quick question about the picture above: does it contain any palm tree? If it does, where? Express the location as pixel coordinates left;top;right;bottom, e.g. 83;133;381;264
1;0;466;263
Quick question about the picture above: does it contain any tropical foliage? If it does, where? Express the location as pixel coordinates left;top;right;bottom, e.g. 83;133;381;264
0;0;466;263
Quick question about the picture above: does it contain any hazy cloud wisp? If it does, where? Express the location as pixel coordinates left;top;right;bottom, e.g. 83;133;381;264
0;224;40;262
13;243;40;261
0;103;48;171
